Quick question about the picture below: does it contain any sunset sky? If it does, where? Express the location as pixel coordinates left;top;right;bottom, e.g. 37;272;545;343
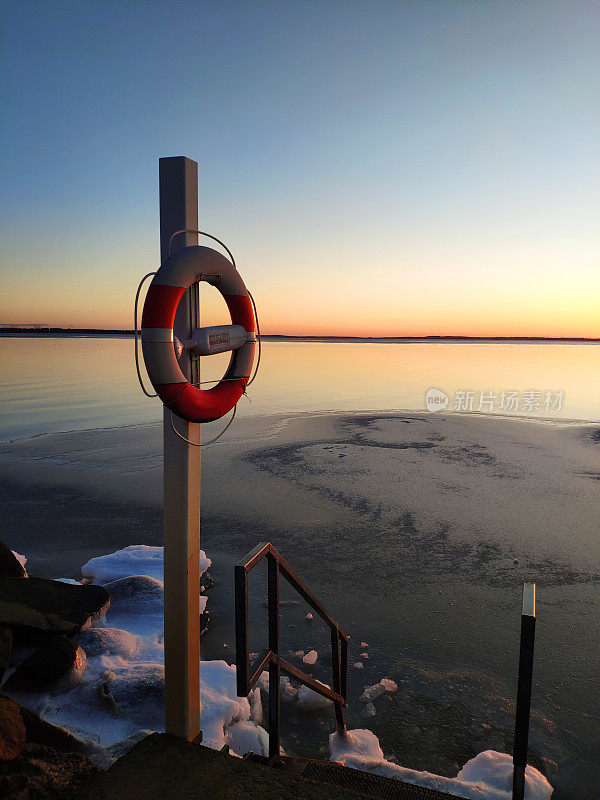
1;1;598;337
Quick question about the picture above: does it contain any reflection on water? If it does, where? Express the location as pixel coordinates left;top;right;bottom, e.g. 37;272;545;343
0;336;599;440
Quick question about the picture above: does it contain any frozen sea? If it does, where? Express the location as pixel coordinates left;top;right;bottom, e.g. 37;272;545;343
0;336;599;799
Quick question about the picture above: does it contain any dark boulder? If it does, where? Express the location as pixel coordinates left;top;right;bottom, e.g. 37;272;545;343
0;577;109;636
0;627;12;683
6;635;84;691
0;543;26;579
0;743;100;799
0;692;87;752
0;697;26;761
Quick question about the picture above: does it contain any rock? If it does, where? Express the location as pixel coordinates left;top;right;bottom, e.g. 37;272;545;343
0;697;26;760
2;695;86;752
0;743;99;799
0;543;26;579
6;635;86;691
302;650;317;665
0;627;12;682
0;577;109;636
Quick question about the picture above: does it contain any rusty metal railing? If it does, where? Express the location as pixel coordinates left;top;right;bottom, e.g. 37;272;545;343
235;541;348;764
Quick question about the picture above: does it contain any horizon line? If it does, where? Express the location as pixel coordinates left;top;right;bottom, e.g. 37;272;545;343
0;327;598;343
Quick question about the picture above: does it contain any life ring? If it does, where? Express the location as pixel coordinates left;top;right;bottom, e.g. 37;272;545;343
141;245;255;423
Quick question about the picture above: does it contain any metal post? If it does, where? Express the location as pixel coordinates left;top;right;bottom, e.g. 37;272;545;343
513;583;536;800
267;554;280;763
159;156;201;742
330;629;346;733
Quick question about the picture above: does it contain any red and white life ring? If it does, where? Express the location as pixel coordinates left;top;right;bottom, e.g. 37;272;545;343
141;246;255;423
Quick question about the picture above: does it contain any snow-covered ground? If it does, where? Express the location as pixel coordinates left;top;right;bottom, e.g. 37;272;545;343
4;545;552;798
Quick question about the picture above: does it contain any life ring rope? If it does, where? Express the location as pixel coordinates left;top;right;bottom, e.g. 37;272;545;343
136;235;260;434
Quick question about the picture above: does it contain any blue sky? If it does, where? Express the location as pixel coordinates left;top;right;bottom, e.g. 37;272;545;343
1;1;598;335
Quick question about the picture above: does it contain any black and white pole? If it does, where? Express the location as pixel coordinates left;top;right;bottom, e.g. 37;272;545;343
159;157;201;742
513;582;536;800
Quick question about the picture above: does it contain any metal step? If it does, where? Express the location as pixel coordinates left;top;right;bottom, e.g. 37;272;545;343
300;759;452;800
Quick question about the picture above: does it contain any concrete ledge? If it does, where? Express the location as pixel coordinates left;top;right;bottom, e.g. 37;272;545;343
80;733;371;800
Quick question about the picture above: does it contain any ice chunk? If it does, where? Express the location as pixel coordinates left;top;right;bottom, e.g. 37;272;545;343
457;750;553;800
227;720;269;758
302;650;318;665
200;661;252;751
281;681;299;702
297;682;332;709
249;687;262;723
330;728;383;761
358;683;386;703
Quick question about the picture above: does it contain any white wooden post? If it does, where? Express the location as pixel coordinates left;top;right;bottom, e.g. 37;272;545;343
159;156;201;741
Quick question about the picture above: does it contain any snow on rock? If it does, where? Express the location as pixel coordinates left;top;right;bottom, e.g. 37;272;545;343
105;576;164;615
81;545;211;584
11;550;27;571
101;662;164;730
302;649;318;665
76;628;141;659
297;682;332;710
3;545;274;766
330;730;553;800
457;751;553;800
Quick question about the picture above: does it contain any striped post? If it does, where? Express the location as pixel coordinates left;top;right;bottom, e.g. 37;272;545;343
513;582;536;800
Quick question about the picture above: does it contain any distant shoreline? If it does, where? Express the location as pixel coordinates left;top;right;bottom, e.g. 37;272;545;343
0;327;598;344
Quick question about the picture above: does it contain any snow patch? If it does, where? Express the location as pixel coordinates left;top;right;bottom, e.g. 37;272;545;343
330;730;553;800
81;545;211;584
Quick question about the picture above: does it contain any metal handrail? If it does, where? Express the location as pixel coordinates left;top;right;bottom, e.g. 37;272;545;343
235;541;348;764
